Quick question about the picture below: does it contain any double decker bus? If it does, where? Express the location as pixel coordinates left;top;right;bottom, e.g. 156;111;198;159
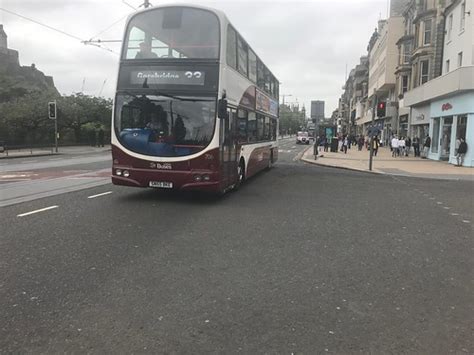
111;4;279;194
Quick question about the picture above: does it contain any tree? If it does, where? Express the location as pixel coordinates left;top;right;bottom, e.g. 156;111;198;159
0;92;112;146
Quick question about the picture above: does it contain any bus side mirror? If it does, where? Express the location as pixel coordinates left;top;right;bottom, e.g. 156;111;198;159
218;98;228;119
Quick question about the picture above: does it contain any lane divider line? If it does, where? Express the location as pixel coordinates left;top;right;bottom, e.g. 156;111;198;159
17;205;59;217
88;191;113;199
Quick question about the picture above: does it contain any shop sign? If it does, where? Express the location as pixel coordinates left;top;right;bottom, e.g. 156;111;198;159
441;103;453;111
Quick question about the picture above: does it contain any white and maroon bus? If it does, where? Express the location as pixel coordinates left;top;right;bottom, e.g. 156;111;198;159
111;4;279;194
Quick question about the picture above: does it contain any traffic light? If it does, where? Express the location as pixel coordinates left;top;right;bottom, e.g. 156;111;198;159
48;101;56;119
376;101;386;118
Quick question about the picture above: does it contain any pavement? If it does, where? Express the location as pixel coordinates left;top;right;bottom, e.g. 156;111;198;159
0;145;111;159
302;144;474;181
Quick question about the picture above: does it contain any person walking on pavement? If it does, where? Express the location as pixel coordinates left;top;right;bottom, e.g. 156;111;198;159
372;135;380;156
391;135;399;157
456;138;467;166
358;135;364;151
342;135;348;154
399;137;406;157
406;137;411;156
413;137;420;157
422;135;431;159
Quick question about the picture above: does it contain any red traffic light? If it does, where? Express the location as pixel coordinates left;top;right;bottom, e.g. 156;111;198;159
378;102;385;109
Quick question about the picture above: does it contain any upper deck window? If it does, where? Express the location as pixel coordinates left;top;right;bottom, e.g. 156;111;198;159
123;7;219;60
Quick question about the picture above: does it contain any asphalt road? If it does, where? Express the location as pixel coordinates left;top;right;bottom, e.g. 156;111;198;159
1;138;473;353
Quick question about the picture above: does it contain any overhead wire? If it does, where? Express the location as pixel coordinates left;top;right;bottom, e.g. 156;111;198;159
0;7;118;54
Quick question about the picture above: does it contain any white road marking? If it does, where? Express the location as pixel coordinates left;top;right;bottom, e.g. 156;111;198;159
450;213;459;216
87;191;113;199
462;220;470;224
20;160;38;164
443;207;450;210
17;205;58;217
436;202;443;205
291;146;296;148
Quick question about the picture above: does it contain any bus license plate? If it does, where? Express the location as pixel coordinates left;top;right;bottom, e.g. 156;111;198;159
149;181;173;189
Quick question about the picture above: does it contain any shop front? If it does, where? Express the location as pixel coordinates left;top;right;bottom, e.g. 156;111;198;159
409;104;430;145
429;92;474;167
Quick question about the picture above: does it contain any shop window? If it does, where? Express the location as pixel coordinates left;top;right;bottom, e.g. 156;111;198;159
457;115;467;140
460;2;466;31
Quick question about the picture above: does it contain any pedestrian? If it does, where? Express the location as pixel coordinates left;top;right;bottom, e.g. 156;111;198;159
399;136;406;157
413;137;420;157
455;136;461;155
406;137;411;156
324;137;329;152
391;135;399;157
98;127;105;147
422;135;431;159
456;138;467;166
338;136;343;152
358;135;364;151
342;135;348;154
319;136;326;155
372;135;380;156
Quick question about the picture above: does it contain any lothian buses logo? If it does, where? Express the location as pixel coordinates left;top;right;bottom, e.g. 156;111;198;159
150;162;172;170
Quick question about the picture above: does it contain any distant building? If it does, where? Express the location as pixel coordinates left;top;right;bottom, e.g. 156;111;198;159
310;100;325;123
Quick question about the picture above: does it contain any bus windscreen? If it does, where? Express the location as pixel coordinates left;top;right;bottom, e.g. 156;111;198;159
114;94;216;157
123;7;220;60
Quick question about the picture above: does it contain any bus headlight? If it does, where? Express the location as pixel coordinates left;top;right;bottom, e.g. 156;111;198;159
203;175;210;181
123;170;130;178
193;175;202;182
116;169;122;176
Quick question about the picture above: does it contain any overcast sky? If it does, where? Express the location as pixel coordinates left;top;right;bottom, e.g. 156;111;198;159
1;0;388;117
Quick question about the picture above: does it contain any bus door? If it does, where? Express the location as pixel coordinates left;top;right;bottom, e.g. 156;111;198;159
220;108;238;188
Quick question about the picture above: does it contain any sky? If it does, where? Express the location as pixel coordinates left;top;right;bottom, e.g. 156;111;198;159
0;0;389;117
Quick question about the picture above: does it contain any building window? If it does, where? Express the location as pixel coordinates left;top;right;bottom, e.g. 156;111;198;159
460;2;466;31
445;59;450;73
458;52;463;67
423;19;432;45
447;14;453;41
420;60;429;85
403;42;411;64
402;75;409;93
226;26;237;69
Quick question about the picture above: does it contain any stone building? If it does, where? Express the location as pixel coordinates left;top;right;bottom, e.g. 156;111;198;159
395;0;452;139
